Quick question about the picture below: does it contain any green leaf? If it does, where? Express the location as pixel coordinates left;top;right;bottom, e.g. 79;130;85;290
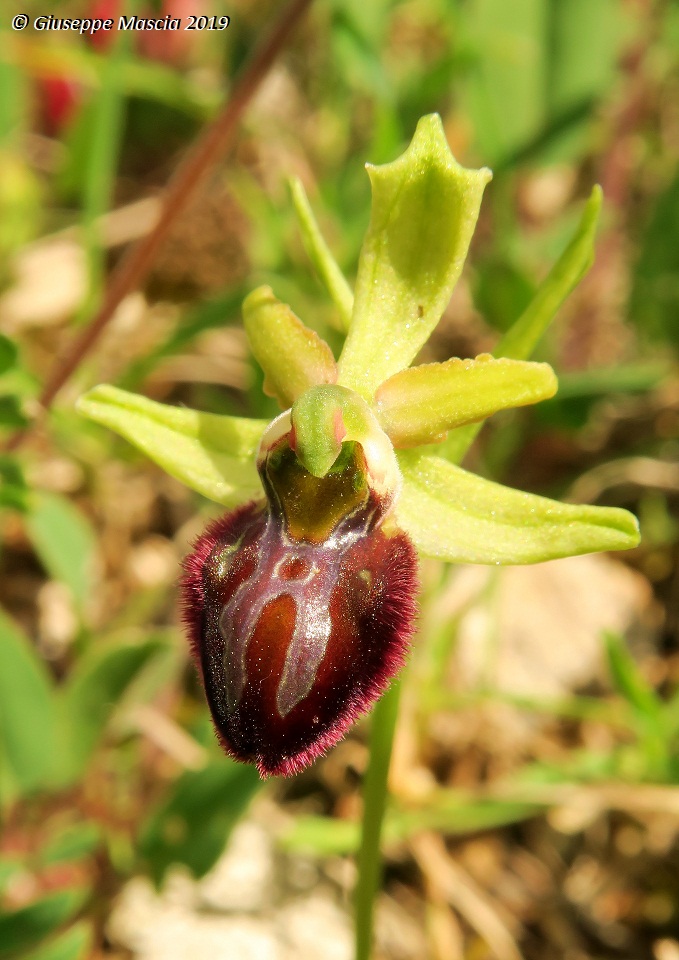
392;794;542;838
0;334;18;376
0;455;28;512
288;177;354;331
281;816;360;856
337;113;491;400
374;356;557;447
542;361;669;401
58;638;165;784
18;922;92;960
0;609;57;796
545;0;630;132
242;286;338;408
462;0;548;164
0;889;87;960
603;632;672;780
282;796;540;856
77;385;266;506
40;823;102;867
604;632;662;721
442;184;602;463
497;185;602;360
0;396;28;429
395;450;640;564
25;493;97;614
629;167;679;346
139;760;261;885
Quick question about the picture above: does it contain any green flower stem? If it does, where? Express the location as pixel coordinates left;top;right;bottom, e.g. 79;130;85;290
355;681;402;960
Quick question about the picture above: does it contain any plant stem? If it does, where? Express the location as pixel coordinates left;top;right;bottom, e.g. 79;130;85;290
355;680;401;960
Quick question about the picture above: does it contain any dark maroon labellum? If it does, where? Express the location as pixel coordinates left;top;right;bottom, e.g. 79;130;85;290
182;435;418;777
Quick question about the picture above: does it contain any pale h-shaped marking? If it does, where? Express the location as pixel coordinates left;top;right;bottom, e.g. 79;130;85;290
218;511;375;718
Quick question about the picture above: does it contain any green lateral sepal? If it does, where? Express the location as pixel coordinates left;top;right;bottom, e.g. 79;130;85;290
77;385;266;505
497;185;602;361
396;450;640;565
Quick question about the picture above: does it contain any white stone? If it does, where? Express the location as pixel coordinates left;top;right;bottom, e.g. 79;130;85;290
198;822;275;914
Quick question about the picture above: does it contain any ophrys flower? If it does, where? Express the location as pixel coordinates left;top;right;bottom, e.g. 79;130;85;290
78;115;639;776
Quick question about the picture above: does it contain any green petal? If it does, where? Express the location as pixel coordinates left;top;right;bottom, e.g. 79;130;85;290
338;114;491;400
396;450;640;564
288;176;354;331
242;285;338;408
375;355;557;447
442;186;602;464
77;385;265;505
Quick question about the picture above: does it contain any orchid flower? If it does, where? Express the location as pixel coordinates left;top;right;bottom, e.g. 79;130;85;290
78;115;639;777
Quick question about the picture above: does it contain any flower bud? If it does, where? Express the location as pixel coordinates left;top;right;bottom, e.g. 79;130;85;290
182;419;417;777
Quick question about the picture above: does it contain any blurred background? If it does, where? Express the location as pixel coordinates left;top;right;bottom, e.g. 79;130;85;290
0;0;678;958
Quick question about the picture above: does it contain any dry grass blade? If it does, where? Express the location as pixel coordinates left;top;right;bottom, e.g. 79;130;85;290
411;832;524;960
490;782;679;818
128;705;208;771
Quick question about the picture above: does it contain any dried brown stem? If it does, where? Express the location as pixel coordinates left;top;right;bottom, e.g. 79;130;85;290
5;0;314;453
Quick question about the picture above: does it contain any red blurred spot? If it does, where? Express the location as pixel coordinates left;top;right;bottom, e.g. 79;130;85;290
38;75;81;135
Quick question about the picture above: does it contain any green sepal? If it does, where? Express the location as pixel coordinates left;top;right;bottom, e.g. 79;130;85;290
396;450;640;564
441;185;602;464
338;114;492;400
76;385;266;505
242;285;338;409
288;177;354;331
374;355;557;448
289;385;400;499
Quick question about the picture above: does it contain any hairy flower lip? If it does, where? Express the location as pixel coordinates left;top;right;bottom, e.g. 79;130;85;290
181;502;419;777
183;395;417;778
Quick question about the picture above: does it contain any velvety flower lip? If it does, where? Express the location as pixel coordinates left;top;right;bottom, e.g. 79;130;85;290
78;113;640;777
181;491;418;777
